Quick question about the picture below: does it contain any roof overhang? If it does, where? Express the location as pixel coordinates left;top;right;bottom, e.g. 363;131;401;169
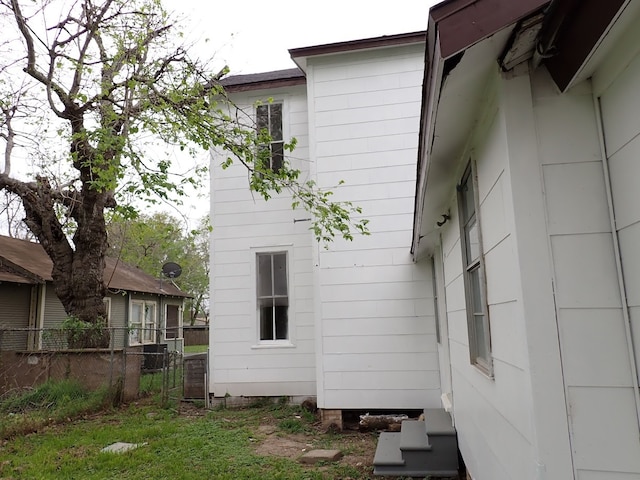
289;31;426;72
411;0;549;259
220;68;306;93
538;0;637;91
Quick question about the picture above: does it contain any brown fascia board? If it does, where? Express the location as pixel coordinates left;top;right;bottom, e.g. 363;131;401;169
0;256;43;284
540;0;627;91
221;68;306;93
289;31;427;59
411;0;549;255
431;0;550;59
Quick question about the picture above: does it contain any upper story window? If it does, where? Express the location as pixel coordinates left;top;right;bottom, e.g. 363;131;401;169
256;251;288;341
256;103;284;172
458;162;492;375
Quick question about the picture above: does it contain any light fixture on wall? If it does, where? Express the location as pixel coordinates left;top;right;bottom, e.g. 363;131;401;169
436;213;450;228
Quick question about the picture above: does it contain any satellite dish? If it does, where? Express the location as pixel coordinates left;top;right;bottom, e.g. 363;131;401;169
162;262;182;279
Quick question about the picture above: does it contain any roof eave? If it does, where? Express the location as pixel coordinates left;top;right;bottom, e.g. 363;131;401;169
411;0;550;260
539;0;630;91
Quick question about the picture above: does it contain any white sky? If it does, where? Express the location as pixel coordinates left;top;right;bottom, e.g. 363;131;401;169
160;0;439;226
1;0;440;234
165;0;437;74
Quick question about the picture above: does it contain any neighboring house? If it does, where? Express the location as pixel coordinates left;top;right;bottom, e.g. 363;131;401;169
209;33;441;411
412;0;640;479
0;235;188;352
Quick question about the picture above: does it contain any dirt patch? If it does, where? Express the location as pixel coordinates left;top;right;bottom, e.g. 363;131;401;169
253;424;378;471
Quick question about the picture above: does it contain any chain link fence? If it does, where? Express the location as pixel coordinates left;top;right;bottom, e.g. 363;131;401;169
0;327;187;406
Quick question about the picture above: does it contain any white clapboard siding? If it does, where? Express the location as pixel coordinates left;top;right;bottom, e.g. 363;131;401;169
210;84;316;398
436;80;537;479
305;42;440;410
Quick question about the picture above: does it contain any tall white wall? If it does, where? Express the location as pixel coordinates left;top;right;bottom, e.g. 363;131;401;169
209;84;316;397
436;71;539;479
305;43;441;409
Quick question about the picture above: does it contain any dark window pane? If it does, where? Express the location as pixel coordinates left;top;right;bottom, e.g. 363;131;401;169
474;314;488;361
275;306;288;339
260;303;274;341
166;305;179;339
465;218;480;262
469;266;483;314
460;173;475;224
271;142;284;172
257;254;273;297
270;103;283;140
273;253;287;296
256;105;268;132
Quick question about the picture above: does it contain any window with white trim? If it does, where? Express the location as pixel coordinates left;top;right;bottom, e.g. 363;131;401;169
102;297;111;326
129;300;157;345
256;103;284;172
458;162;492;374
256;251;288;341
165;304;181;340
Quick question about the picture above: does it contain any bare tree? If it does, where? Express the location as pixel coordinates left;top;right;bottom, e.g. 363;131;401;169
0;0;368;343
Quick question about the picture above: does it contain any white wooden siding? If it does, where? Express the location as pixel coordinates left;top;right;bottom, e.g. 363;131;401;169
305;43;440;409
0;284;32;350
534;51;640;478
590;15;640;478
436;81;538;479
210;84;316;397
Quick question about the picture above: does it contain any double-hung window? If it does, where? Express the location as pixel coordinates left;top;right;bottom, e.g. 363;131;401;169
256;103;284;172
458;163;492;374
129;300;157;345
256;252;288;341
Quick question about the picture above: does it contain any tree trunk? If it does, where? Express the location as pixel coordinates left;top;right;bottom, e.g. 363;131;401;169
19;177;110;347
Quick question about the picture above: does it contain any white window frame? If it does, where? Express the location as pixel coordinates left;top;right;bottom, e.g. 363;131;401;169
164;303;183;341
129;300;157;345
458;161;493;376
102;297;112;326
250;245;294;348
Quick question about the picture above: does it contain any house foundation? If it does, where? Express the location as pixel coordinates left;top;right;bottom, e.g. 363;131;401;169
320;409;343;431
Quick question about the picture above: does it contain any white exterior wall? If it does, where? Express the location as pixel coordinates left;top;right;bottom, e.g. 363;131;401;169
209;84;317;397
531;63;640;478
305;43;441;409
436;71;539;480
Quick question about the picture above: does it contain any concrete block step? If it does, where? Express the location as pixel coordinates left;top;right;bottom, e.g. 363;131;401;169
424;408;456;435
399;420;432;451
373;432;404;467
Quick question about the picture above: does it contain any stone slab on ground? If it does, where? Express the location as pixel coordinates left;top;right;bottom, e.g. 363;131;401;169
101;442;147;454
299;449;343;464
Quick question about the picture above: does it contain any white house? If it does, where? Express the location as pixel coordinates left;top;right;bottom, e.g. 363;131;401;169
211;0;640;477
209;33;443;417
413;0;640;479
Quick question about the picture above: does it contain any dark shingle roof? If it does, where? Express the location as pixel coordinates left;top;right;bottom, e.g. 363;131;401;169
220;68;305;93
0;235;188;297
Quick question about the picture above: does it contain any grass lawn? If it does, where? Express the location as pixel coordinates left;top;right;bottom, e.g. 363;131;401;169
183;344;208;354
0;399;379;479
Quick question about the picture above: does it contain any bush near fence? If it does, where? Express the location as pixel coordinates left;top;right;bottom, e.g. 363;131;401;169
0;348;142;401
0;328;151;401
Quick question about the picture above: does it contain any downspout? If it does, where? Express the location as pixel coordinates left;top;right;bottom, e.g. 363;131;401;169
593;94;640;436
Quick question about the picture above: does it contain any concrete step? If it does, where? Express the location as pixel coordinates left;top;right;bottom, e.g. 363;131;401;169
373;432;404;468
373;409;459;478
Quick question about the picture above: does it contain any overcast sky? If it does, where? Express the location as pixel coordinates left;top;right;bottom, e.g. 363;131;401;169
164;0;438;75
157;0;440;225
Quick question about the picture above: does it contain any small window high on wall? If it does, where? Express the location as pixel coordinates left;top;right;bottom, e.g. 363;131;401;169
256;103;284;172
256;251;288;341
458;162;492;375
